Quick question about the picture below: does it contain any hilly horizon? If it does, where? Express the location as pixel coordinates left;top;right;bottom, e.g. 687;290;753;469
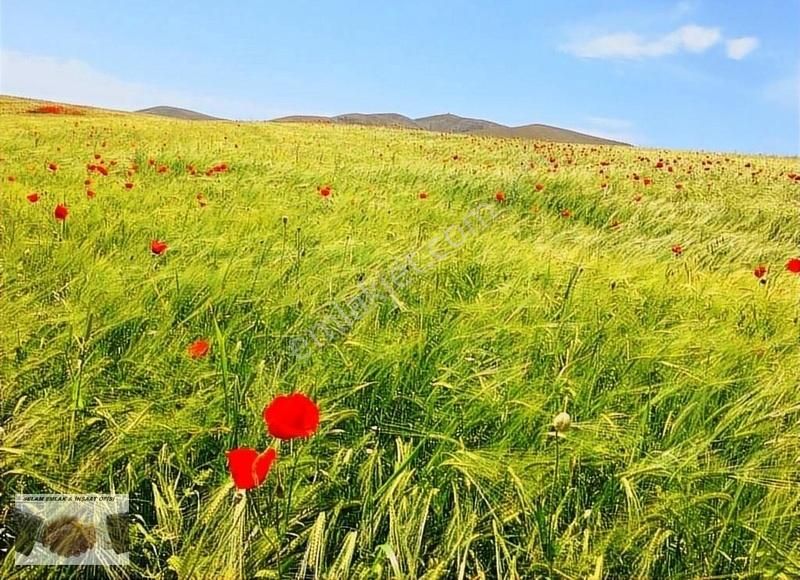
274;111;633;146
139;105;632;146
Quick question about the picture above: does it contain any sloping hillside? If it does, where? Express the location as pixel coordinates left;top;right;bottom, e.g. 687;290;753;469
136;105;223;121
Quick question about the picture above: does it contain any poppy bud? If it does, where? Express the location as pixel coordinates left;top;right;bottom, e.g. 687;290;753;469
553;412;572;433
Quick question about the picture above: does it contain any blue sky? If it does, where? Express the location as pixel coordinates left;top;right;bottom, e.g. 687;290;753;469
0;0;797;154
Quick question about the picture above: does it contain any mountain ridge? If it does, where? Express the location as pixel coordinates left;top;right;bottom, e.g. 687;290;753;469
137;105;630;146
273;111;631;146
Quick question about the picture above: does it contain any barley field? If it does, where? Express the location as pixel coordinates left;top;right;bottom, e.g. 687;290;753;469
1;96;800;579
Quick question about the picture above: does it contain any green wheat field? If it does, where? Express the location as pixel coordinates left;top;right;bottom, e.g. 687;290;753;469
1;95;800;579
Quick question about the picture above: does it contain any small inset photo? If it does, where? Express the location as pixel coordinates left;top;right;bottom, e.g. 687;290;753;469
10;494;129;567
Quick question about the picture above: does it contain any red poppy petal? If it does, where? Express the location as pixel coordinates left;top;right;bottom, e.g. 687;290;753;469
263;393;320;440
226;447;277;490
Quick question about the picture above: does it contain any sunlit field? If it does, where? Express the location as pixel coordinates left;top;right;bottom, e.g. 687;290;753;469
2;95;800;579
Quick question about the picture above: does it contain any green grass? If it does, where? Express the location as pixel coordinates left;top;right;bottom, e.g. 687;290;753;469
1;96;800;579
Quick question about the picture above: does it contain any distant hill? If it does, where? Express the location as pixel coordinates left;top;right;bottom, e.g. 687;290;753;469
272;115;333;124
415;113;515;137
273;111;630;146
334;113;420;129
510;124;630;146
136;106;223;121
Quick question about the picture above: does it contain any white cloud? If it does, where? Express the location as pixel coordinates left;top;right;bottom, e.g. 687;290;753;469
565;32;652;59
563;24;759;62
674;25;723;52
0;50;282;119
725;37;759;60
563;24;721;59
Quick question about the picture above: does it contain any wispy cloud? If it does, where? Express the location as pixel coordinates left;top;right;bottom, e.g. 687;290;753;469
0;50;282;119
763;74;800;109
671;1;696;19
562;23;758;61
571;116;643;145
563;24;721;59
585;116;634;130
725;37;759;60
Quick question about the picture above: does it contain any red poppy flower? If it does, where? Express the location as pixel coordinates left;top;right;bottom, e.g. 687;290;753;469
226;447;277;490
418;191;428;199
675;183;683;190
535;183;544;191
495;191;506;202
48;162;58;172
94;153;102;160
643;178;653;186
263;393;320;440
187;338;210;359
7;175;16;182
54;204;68;221
86;189;96;199
318;185;332;198
84;179;92;186
786;258;800;274
560;209;572;218
753;265;767;279
97;165;109;176
157;165;168;174
150;239;168;255
124;182;134;190
148;158;156;166
672;244;683;256
633;194;643;202
196;193;208;207
27;193;40;203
